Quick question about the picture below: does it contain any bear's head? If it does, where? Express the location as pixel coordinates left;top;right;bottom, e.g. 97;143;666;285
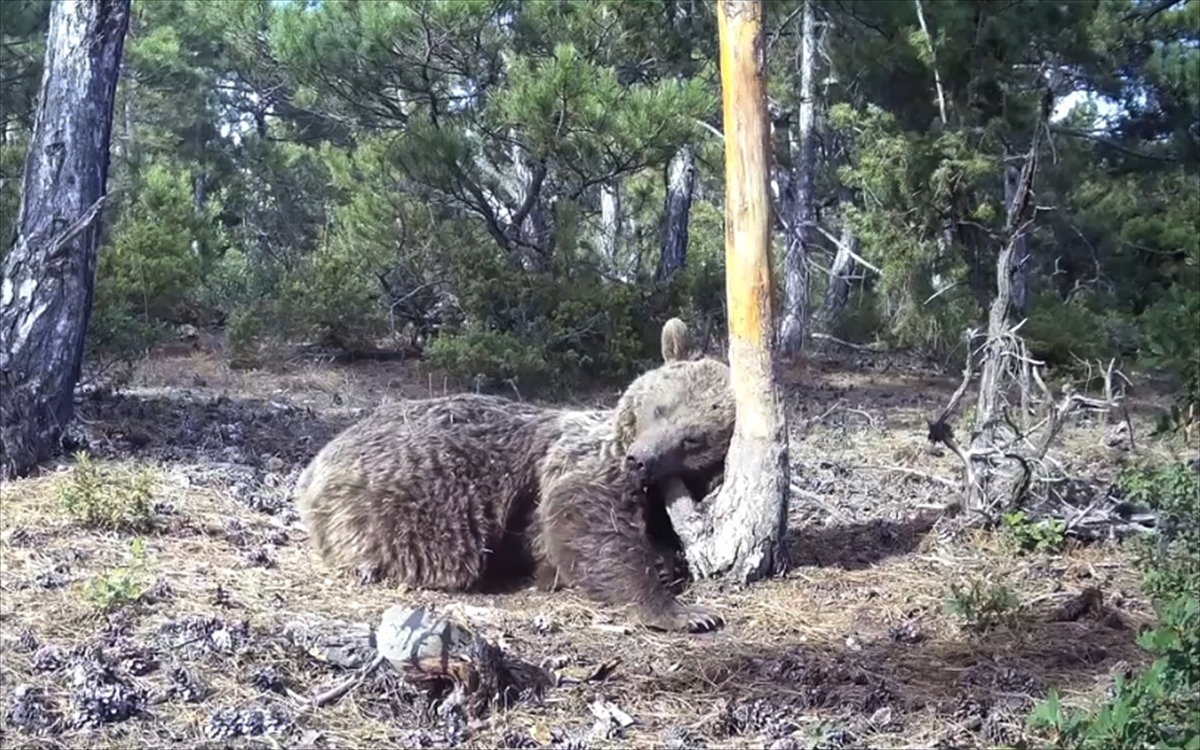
613;319;734;492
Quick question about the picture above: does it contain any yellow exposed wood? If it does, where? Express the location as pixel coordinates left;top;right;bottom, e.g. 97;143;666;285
718;0;774;352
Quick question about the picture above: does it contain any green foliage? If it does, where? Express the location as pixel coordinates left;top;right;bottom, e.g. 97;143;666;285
57;452;159;532
278;235;390;352
430;262;667;387
830;103;986;357
1139;246;1200;409
1119;463;1200;604
1029;463;1200;749
94;158;220;323
1002;509;1067;554
1022;291;1115;368
82;299;169;388
3;0;1195;410
944;578;1020;633
426;329;550;387
83;538;151;612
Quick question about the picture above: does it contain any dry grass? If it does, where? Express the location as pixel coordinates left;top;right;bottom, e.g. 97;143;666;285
0;340;1186;749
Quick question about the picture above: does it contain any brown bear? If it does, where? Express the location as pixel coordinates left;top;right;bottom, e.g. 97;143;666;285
293;318;734;631
532;353;733;630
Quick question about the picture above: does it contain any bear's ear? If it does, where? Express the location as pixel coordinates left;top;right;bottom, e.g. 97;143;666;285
660;317;690;363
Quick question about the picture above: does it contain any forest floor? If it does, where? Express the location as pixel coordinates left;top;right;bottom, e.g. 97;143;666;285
1;332;1194;749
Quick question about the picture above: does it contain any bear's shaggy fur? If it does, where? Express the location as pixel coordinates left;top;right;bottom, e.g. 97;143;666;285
293;319;734;631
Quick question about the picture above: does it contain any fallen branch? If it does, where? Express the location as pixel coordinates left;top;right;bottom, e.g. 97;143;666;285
810;332;879;352
851;464;958;489
308;654;385;709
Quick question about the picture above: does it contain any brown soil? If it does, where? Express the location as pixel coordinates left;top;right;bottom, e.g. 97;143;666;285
1;338;1190;749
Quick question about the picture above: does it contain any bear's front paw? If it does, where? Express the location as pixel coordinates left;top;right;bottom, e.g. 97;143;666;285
638;602;724;633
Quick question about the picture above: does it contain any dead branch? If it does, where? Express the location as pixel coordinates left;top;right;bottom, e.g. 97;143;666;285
307;654;385;709
809;332;877;352
850;464;958;489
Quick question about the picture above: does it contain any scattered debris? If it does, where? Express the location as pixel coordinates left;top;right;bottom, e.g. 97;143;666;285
167;664;210;703
1050;586;1105;622
203;703;294;740
374;604;551;716
66;649;149;729
7;684;61;735
588;699;636;739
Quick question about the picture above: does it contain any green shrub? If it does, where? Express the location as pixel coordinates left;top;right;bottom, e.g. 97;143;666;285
1027;463;1200;749
1119;463;1200;603
83;298;169;386
425;329;550;388
944;578;1020;633
1140;269;1200;410
1029;596;1199;750
1002;509;1067;554
279;235;390;352
57;452;160;532
1023;290;1113;369
224;303;269;370
84;538;151;612
94;159;219;325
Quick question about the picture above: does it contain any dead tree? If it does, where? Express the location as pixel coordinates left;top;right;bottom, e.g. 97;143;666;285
927;106;1128;533
0;0;132;479
814;188;861;339
778;0;817;358
663;0;790;582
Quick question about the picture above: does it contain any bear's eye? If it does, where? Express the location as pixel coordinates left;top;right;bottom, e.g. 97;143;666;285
683;436;703;450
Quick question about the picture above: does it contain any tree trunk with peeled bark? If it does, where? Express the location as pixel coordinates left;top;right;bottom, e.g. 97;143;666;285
664;0;790;583
778;0;816;358
0;0;132;480
815;197;858;338
657;144;696;282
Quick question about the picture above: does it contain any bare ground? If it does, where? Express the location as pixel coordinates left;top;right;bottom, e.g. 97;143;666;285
1;337;1193;749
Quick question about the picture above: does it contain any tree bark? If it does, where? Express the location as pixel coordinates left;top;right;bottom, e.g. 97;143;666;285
815;193;858;337
657;144;696;282
664;0;790;583
599;178;624;277
778;0;816;358
1004;142;1031;316
0;0;132;480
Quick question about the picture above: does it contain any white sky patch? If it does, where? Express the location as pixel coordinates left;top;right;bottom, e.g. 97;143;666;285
1052;89;1122;128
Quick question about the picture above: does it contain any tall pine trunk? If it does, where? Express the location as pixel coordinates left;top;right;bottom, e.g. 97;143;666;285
665;0;790;582
0;0;132;480
657;144;696;282
778;0;816;357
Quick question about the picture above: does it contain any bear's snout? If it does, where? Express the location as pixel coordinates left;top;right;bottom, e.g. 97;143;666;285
624;452;658;486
